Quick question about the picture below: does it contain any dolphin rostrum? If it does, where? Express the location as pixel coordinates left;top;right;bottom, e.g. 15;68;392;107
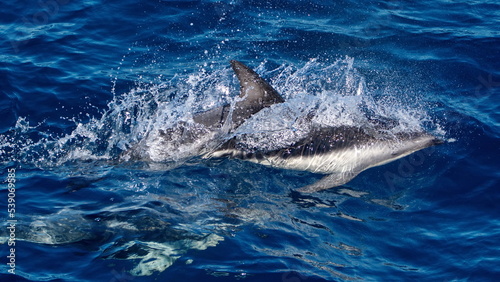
124;60;442;192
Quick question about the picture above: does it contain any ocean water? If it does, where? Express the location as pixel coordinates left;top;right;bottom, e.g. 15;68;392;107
1;0;499;281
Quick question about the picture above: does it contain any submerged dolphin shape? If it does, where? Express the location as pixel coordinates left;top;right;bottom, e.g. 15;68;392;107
124;60;442;192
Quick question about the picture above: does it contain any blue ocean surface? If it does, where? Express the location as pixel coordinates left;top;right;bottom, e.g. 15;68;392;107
1;0;499;281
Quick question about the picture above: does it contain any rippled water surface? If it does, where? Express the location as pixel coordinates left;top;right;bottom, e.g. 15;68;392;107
1;0;499;281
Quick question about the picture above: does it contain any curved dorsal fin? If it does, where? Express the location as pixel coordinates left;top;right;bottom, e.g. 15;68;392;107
193;60;284;130
230;60;284;126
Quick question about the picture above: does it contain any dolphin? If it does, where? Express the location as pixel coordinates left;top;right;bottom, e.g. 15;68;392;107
120;60;284;162
210;126;442;192
123;60;442;192
205;60;442;192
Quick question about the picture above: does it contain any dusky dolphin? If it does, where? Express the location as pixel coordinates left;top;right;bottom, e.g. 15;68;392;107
123;60;442;192
120;60;284;162
210;126;442;192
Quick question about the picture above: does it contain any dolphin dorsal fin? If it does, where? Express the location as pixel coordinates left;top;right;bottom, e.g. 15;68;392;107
231;60;284;105
230;60;284;126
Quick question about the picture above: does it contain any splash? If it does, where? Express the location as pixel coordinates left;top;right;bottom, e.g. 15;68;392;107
0;57;438;169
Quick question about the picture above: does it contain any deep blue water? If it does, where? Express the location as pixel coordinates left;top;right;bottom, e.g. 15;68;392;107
1;0;499;281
